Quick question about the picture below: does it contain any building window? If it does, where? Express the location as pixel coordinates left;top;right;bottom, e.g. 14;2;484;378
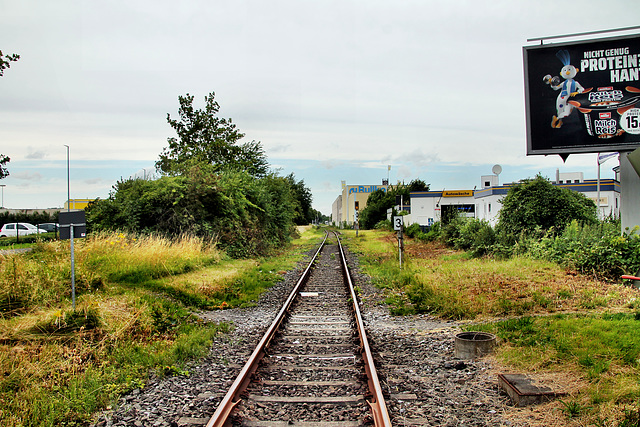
484;181;490;187
488;203;491;213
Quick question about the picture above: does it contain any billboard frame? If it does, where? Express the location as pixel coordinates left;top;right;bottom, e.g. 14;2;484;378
524;33;640;156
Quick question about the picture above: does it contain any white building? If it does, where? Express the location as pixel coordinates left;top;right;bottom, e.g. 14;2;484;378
408;173;620;227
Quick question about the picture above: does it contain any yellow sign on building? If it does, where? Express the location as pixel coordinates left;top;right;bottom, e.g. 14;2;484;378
64;199;97;210
442;190;473;197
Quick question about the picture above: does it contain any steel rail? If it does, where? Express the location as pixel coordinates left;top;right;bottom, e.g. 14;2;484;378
205;232;329;427
335;231;392;427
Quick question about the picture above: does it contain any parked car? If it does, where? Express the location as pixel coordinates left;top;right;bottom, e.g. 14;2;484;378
0;222;48;238
36;223;59;233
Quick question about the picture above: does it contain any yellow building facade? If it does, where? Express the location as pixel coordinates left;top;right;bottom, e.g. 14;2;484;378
332;184;388;225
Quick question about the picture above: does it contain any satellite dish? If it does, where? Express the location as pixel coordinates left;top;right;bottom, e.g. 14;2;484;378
492;164;502;175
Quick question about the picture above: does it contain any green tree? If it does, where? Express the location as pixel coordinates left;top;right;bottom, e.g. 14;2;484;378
1;50;18;179
359;189;394;229
311;209;330;224
407;178;429;193
0;154;9;179
496;174;597;236
359;179;430;229
0;50;19;77
156;92;269;177
285;173;314;225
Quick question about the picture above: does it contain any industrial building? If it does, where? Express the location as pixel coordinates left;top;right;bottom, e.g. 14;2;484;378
332;183;388;226
410;172;620;228
334;172;621;227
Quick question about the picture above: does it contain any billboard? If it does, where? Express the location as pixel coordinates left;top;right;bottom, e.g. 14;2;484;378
524;34;640;155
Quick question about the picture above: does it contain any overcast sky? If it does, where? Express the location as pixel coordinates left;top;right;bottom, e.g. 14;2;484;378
1;0;639;213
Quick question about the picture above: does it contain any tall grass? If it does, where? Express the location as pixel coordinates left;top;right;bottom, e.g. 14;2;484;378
343;229;636;319
0;232;221;315
346;228;640;426
82;232;221;283
0;227;322;426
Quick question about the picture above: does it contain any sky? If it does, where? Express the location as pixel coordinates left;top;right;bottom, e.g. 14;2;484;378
1;0;639;214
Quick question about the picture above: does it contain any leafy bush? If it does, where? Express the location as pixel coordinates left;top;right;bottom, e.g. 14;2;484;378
374;219;392;230
417;221;441;242
86;167;304;258
527;221;640;280
423;207;637;279
440;216;464;247
404;223;422;238
497;174;597;236
436;217;495;257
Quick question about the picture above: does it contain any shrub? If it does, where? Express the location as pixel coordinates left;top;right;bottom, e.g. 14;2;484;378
86;167;303;258
374;219;392;231
497;174;597;236
404;223;422;238
417;221;441;242
527;221;640;280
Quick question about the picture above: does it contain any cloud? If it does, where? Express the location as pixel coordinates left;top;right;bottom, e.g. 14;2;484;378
268;144;293;154
393;150;441;168
25;148;46;160
12;171;42;181
84;178;108;185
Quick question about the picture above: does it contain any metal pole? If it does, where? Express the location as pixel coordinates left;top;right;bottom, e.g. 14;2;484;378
64;145;75;311
70;223;76;311
398;228;403;269
64;145;70;213
597;155;601;219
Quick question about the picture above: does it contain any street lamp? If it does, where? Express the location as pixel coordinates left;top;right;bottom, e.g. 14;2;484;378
0;184;5;208
64;145;70;212
63;145;76;310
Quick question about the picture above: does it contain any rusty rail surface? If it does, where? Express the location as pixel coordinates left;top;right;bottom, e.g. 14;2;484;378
336;232;392;427
205;232;328;427
206;230;391;426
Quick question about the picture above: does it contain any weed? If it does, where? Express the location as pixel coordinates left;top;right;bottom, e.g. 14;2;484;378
620;407;640;427
560;399;585;419
33;307;102;334
161;365;190;377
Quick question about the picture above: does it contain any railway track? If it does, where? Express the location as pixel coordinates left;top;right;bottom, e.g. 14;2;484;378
206;231;391;427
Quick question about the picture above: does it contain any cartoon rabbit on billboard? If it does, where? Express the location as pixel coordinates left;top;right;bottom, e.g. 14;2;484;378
543;49;585;128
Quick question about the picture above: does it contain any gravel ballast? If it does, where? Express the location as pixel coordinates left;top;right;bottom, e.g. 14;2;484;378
92;240;512;427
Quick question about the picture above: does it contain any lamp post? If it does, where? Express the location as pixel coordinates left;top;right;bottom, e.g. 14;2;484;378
0;184;5;208
64;145;70;212
63;145;76;310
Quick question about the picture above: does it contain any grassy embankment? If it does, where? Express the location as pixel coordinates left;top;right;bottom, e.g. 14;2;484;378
341;228;640;427
0;226;323;427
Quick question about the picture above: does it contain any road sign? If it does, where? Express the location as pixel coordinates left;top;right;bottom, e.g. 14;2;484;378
393;216;403;231
59;211;86;240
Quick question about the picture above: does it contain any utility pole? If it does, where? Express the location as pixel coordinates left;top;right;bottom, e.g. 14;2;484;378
64;145;76;311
